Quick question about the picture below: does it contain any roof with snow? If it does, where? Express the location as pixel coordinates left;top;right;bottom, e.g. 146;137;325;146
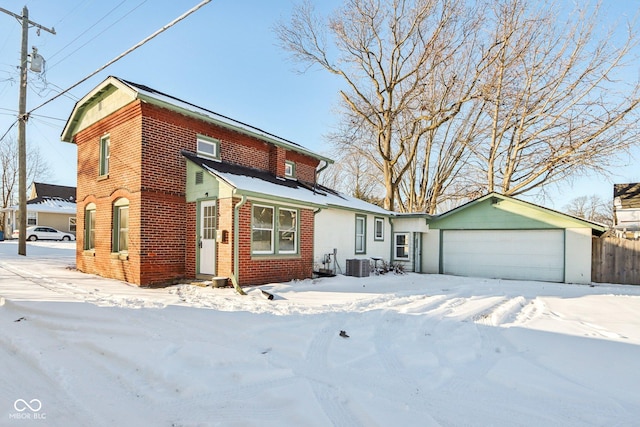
30;182;76;202
182;150;391;215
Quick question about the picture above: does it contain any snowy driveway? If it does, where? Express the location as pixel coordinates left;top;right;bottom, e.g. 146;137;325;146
1;240;640;426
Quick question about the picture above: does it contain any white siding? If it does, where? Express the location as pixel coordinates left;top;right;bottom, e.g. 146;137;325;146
314;208;390;274
564;228;592;284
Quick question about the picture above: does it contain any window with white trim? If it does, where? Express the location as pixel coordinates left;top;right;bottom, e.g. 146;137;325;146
252;205;274;254
374;217;384;241
278;208;297;253
355;214;366;254
69;217;77;232
27;211;37;226
197;135;220;160
252;204;299;255
284;161;296;179
113;198;129;253
394;233;410;259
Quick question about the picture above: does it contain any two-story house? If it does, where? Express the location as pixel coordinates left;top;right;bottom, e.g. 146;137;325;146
61;76;392;286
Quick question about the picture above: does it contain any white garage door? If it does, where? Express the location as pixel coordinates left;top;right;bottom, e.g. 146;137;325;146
442;229;565;282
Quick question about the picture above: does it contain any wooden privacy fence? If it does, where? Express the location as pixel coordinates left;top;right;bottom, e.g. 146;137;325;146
592;237;640;285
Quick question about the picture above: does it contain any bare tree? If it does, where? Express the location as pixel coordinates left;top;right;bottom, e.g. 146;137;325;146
278;0;640;213
276;0;480;211
318;145;384;206
564;194;613;226
0;136;51;233
475;0;640;196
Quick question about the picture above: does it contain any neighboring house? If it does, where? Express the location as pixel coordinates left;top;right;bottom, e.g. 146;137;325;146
60;76;604;287
2;182;76;238
613;183;640;239
418;193;605;284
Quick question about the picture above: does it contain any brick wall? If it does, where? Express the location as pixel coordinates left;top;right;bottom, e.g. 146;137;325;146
216;197;235;278
74;99;322;287
235;201;314;286
75;102;143;284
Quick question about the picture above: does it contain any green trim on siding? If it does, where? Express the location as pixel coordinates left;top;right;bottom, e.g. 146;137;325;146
429;194;605;231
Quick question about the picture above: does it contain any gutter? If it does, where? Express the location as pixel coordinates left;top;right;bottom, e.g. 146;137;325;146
229;194;247;295
314;160;331;193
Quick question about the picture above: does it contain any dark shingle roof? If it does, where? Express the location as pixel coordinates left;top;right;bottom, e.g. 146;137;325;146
30;182;76;202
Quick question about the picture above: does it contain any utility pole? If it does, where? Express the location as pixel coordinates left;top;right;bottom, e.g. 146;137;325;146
0;6;55;255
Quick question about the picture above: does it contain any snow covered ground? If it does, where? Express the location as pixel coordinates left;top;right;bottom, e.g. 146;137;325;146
1;240;639;427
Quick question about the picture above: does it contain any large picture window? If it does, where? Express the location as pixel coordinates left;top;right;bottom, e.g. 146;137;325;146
355;214;366;254
113;198;129;253
99;135;110;176
84;204;96;250
252;204;299;255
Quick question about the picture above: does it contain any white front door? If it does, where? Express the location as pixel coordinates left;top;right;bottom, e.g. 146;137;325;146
198;201;216;275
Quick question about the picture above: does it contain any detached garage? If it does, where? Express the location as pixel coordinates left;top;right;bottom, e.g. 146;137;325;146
423;193;605;284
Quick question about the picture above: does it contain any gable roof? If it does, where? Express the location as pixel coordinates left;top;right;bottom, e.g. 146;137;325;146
61;76;333;165
30;182;76;202
182;150;391;215
430;192;606;233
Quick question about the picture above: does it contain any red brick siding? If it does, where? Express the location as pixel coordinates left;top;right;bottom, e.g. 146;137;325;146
286;150;320;183
74;99;322;286
216;198;235;278
235;201;314;286
270;146;286;178
185;202;197;279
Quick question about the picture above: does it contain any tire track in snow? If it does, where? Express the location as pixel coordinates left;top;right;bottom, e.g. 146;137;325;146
472;296;528;326
0;310;111;426
301;318;363;427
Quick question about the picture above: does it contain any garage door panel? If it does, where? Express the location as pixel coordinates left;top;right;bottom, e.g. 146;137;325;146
442;230;564;282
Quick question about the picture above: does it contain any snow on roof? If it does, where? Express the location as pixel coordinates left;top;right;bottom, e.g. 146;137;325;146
182;151;390;215
4;198;77;214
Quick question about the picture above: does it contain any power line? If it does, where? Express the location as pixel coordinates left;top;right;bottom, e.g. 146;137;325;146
0;120;17;142
48;0;131;64
28;0;212;116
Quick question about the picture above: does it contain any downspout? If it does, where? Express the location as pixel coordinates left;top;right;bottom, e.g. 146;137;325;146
389;216;394;265
314;160;330;193
229;194;247;295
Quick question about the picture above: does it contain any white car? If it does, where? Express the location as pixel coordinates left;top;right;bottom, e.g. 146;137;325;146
12;226;76;241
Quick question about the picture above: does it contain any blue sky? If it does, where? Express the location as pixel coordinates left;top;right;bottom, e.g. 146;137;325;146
0;0;638;211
